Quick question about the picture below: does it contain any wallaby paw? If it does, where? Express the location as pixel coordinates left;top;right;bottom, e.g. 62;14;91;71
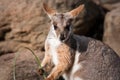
37;68;45;75
45;76;54;80
45;78;52;80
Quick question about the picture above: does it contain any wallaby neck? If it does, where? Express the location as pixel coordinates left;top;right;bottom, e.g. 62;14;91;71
64;34;77;51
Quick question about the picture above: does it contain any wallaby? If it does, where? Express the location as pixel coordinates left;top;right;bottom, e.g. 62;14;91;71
40;3;120;80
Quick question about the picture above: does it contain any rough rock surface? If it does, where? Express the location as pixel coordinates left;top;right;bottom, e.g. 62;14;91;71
91;0;120;10
0;50;44;80
0;0;49;54
103;8;120;56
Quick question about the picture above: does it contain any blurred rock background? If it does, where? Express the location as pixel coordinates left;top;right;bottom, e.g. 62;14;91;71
0;0;120;80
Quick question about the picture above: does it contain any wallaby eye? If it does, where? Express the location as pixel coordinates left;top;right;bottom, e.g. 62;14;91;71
65;24;70;30
54;25;58;30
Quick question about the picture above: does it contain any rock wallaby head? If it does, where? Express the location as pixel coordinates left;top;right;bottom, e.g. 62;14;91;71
43;3;84;42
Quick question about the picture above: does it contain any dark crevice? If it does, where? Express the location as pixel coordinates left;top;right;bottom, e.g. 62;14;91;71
0;51;14;56
0;22;11;41
85;6;108;41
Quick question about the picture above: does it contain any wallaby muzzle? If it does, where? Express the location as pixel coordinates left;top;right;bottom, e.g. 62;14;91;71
60;33;66;41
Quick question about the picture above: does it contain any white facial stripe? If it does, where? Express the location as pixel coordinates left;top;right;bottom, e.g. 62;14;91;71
51;25;57;37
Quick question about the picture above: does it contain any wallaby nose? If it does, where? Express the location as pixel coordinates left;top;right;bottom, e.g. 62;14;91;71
60;33;65;41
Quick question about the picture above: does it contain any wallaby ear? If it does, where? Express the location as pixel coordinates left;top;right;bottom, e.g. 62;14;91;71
69;4;84;18
43;3;57;18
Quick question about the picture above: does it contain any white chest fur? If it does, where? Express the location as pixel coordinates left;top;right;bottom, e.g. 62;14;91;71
46;38;61;65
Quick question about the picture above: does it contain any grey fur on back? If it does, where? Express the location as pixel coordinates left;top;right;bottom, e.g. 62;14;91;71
70;35;120;80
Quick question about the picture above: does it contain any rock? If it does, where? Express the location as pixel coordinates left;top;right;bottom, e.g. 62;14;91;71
0;0;49;54
103;8;120;56
0;2;11;41
0;50;44;80
0;40;32;55
102;2;120;11
91;0;120;10
0;41;19;55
